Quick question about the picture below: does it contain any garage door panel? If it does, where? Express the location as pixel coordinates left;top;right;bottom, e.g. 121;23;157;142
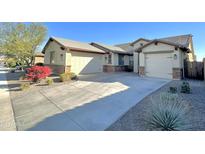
145;53;172;79
71;52;103;74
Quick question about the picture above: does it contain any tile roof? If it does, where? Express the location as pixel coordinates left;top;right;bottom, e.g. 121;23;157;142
51;37;105;54
158;34;192;48
91;42;133;55
35;52;44;57
115;43;135;53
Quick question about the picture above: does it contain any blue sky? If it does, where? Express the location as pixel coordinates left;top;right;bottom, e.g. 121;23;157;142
43;22;205;61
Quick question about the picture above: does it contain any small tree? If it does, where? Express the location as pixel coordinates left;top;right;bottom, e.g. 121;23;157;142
26;66;51;83
0;23;47;66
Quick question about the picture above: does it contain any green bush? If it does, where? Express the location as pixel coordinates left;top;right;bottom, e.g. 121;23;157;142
168;86;177;94
6;58;16;68
181;81;191;94
20;82;30;91
46;77;53;85
148;92;188;131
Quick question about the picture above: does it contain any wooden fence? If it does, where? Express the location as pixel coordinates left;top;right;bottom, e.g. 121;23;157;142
184;60;204;80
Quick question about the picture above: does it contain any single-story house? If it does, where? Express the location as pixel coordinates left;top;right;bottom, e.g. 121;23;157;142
42;37;106;74
34;52;44;64
90;42;133;72
42;34;196;80
132;34;196;79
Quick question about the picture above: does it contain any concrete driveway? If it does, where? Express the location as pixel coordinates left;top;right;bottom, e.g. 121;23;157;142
11;72;169;131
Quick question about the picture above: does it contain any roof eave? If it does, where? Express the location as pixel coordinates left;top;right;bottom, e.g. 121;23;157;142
42;37;68;54
130;38;151;46
135;39;190;53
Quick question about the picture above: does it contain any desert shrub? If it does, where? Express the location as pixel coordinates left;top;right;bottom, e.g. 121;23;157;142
69;72;78;80
168;86;177;94
148;92;188;131
181;81;191;94
6;58;16;68
46;77;53;85
160;92;178;102
59;72;78;82
26;66;51;83
20;82;30;91
59;73;70;82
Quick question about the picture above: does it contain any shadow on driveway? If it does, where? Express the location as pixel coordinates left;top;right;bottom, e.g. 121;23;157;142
23;73;170;131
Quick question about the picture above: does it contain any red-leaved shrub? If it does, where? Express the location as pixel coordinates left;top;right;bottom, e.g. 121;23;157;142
26;66;51;82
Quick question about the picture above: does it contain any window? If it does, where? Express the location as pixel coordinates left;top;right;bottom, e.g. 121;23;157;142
108;54;112;64
140;43;144;46
118;54;124;65
50;51;55;64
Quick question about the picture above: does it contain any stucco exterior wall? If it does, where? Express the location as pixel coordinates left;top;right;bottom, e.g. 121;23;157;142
34;56;44;64
172;50;181;68
187;38;196;62
104;53;117;65
65;52;72;66
139;52;145;67
133;52;138;73
44;41;66;66
104;53;132;66
133;40;149;49
143;42;175;53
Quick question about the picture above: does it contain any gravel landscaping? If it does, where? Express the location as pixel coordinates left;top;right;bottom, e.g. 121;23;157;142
107;80;205;131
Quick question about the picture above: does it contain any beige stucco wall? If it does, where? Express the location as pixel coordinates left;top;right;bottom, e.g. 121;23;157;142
44;41;66;66
187;38;196;62
34;56;44;64
104;53;116;65
133;52;139;73
142;42;174;53
65;52;72;66
133;40;149;49
104;53;132;66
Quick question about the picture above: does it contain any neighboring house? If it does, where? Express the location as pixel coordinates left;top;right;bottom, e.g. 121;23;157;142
90;42;133;72
34;53;44;64
132;34;196;79
42;37;105;74
42;34;196;80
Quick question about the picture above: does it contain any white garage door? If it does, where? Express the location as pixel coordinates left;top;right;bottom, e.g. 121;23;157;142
145;53;172;79
71;51;103;74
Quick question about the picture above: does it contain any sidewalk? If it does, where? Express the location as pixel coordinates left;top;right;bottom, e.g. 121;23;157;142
0;65;16;130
